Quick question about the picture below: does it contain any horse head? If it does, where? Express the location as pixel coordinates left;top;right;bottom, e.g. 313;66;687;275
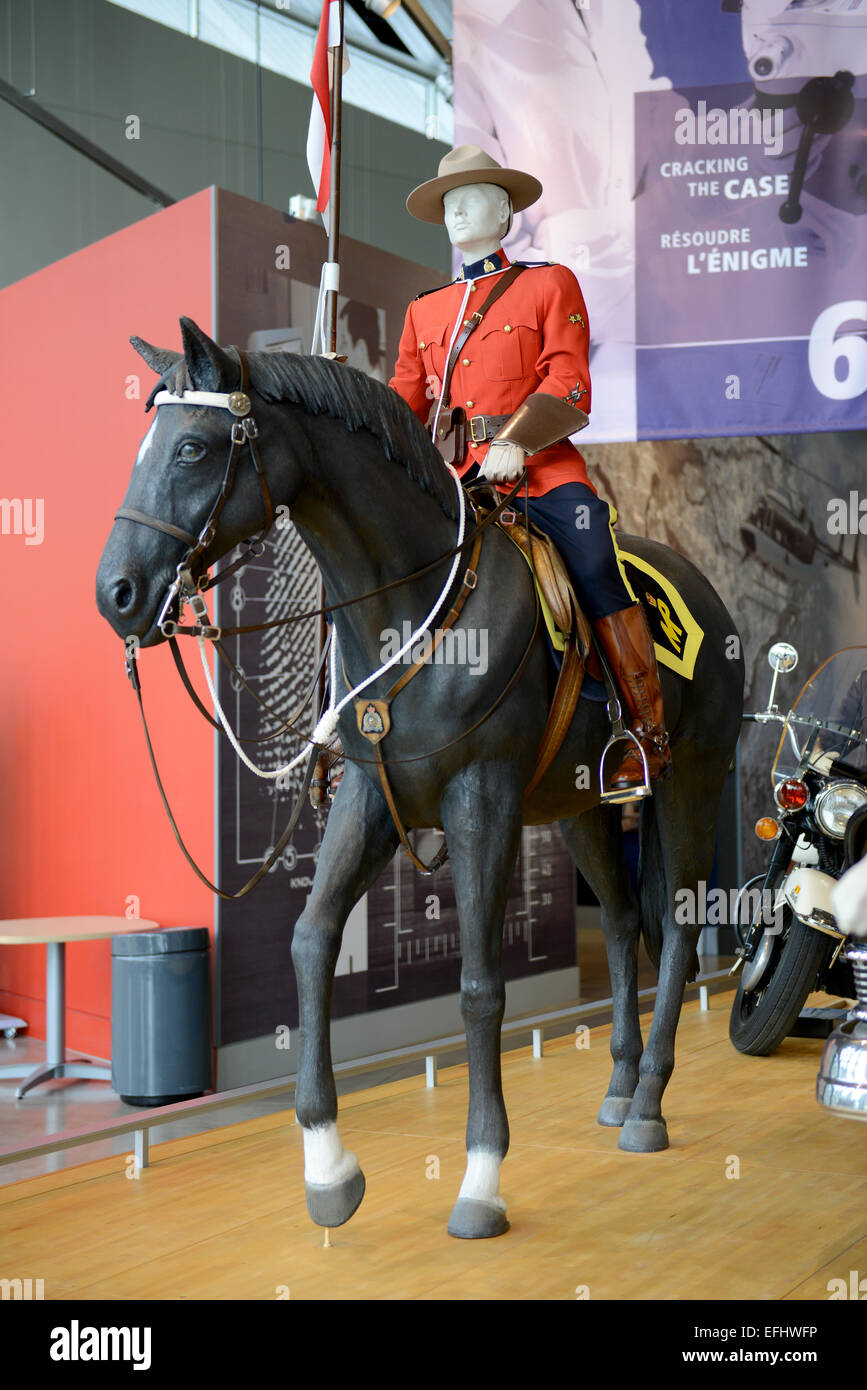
96;317;308;646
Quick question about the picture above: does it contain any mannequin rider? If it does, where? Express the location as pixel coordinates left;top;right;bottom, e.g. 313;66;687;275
388;145;671;798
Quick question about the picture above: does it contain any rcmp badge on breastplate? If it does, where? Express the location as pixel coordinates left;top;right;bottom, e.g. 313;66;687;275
356;698;392;744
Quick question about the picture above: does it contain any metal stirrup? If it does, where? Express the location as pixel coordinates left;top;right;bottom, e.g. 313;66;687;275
594;643;652;804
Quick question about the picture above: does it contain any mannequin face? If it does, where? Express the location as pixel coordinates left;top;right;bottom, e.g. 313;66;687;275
443;183;511;260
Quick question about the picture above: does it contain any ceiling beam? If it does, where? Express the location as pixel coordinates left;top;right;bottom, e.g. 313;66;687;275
399;0;453;64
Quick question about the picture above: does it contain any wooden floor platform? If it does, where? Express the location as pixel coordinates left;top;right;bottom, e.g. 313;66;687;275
2;988;865;1301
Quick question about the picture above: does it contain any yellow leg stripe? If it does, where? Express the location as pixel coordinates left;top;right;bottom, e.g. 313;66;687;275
606;502;638;605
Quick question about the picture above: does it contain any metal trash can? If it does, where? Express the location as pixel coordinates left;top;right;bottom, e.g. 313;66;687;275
112;927;212;1106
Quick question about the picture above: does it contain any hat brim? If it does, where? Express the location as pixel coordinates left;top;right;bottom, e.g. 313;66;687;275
406;167;543;224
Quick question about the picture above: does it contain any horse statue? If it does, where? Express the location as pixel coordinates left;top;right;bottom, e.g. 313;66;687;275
96;319;744;1240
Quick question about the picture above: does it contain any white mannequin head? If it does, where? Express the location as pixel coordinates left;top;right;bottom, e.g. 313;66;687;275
443;183;512;262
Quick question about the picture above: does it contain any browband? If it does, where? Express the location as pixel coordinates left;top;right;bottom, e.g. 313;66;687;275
154;389;238;409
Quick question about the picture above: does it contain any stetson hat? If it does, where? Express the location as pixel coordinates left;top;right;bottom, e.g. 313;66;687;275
406;144;542;225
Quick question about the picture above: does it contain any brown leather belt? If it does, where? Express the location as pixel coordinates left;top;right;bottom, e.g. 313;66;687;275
467;413;510;445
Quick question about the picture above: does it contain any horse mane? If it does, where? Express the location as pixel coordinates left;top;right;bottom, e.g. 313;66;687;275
245;353;460;523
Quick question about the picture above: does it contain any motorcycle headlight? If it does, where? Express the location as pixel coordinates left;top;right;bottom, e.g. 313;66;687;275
815;782;867;839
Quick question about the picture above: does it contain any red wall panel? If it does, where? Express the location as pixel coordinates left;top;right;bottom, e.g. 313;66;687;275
0;190;216;1058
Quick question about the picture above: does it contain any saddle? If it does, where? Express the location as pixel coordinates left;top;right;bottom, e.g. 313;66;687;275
473;496;597;799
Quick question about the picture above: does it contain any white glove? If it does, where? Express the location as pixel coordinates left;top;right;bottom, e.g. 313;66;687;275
482;441;526;484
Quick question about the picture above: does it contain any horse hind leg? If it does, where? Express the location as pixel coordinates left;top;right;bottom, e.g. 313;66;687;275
290;760;398;1226
558;805;643;1127
619;774;720;1153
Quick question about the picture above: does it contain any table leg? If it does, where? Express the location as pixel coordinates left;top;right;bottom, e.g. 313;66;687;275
12;941;110;1098
45;940;64;1068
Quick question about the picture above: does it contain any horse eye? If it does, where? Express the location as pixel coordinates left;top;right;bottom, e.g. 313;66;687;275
178;440;206;464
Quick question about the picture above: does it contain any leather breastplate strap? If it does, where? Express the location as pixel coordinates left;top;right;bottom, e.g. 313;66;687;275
352;528;484;875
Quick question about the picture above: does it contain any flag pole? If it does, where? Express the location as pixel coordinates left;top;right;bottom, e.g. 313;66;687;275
326;0;345;355
313;0;345;767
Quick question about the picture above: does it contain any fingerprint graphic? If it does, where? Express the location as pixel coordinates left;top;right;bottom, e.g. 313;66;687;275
258;519;322;801
221;520;324;869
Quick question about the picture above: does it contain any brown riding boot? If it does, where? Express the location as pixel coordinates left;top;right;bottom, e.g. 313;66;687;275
592;604;672;797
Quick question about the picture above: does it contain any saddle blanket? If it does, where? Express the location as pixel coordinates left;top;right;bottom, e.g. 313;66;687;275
518;544;704;685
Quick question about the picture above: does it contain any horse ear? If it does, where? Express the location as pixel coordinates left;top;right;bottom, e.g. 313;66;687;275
179;317;236;391
130;336;182;377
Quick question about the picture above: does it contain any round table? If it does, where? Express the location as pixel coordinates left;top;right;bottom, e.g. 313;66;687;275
0;917;159;1098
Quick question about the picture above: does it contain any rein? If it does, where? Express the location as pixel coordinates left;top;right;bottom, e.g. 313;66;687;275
119;351;537;892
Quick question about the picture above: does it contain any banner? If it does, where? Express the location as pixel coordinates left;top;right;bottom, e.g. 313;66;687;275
453;0;867;443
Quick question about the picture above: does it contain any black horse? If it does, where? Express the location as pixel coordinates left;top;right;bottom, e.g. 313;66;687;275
97;319;744;1240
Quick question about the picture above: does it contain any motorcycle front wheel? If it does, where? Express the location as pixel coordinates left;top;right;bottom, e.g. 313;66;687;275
729;910;835;1056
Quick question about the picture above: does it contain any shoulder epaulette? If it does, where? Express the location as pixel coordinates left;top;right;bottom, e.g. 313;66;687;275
414;281;453;301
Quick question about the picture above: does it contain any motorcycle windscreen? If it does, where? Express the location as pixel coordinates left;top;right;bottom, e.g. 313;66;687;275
773;647;867;786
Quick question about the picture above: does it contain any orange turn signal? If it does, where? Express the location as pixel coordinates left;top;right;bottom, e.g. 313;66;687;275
755;817;782;841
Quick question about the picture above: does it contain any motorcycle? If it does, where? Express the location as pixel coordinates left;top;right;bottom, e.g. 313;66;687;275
729;644;867;1056
817;804;867;1120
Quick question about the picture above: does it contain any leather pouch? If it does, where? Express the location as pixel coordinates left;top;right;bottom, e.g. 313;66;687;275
430;405;467;466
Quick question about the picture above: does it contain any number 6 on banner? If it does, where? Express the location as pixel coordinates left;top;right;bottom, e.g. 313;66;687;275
808;300;867;400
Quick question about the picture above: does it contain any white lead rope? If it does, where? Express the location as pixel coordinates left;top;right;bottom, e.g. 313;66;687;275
197;461;469;780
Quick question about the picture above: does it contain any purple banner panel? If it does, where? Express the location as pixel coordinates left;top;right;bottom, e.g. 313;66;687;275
635;83;867;439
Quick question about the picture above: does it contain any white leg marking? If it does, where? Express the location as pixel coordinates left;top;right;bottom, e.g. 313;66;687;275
458;1150;506;1211
302;1121;360;1186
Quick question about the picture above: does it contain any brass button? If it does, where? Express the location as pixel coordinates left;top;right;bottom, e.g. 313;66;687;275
470;284;477;292
466;401;474;408
419;341;426;349
503;324;512;333
462;358;470;366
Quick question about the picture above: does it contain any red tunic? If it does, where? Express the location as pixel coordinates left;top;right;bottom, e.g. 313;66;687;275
389;253;593;496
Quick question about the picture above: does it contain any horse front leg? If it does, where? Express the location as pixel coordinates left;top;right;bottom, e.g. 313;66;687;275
291;760;398;1226
439;761;524;1239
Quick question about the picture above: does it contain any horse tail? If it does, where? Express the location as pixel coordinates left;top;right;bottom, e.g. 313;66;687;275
638;796;701;983
637;797;664;975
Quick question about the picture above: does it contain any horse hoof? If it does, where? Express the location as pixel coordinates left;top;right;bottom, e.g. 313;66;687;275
597;1096;633;1127
305;1168;366;1227
447;1199;510;1240
618;1118;669;1153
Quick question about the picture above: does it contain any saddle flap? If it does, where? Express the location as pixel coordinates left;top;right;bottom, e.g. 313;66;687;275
500;518;592;660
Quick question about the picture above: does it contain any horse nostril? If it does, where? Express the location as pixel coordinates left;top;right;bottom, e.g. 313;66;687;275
113;577;135;613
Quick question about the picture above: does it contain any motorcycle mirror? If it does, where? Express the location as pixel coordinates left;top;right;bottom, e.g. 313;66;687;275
757;643;799;723
768;642;799;675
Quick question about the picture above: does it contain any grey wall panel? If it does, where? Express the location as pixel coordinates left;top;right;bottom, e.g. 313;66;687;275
0;0;450;290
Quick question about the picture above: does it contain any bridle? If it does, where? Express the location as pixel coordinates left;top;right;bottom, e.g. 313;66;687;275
115;347;274;643
115;350;538;895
